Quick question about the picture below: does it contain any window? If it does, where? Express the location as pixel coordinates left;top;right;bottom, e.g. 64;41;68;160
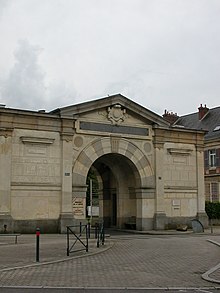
209;149;216;167
205;182;219;202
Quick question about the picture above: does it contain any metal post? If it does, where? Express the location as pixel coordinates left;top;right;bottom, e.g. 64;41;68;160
97;226;100;248
210;192;213;234
86;224;89;252
80;222;82;236
210;218;213;234
102;225;105;245
67;227;70;256
90;179;93;224
86;220;91;239
36;228;40;262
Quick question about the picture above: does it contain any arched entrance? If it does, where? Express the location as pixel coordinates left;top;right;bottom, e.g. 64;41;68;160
72;137;154;230
88;153;141;228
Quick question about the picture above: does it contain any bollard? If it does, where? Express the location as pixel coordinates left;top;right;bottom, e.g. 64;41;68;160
36;227;40;262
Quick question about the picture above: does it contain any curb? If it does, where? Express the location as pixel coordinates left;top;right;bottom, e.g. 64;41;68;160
202;239;220;284
0;241;114;273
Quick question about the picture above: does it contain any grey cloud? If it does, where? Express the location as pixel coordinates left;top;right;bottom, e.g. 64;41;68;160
0;0;220;115
1;39;78;111
1;39;47;110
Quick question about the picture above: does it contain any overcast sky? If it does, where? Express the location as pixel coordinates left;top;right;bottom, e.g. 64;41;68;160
0;0;219;116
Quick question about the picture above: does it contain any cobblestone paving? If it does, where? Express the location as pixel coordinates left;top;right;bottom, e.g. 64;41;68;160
0;235;220;288
0;234;101;270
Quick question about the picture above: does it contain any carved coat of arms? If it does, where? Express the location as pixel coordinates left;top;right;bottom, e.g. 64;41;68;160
107;104;126;125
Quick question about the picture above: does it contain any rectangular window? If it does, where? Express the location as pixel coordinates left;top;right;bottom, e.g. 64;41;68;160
209;149;216;167
205;182;219;202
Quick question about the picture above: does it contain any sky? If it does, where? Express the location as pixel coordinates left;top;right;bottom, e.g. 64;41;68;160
0;0;219;116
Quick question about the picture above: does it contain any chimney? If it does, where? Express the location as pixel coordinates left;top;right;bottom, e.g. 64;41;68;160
198;104;209;120
163;110;179;125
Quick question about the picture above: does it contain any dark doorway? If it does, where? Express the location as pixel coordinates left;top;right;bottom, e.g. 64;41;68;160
91;153;139;229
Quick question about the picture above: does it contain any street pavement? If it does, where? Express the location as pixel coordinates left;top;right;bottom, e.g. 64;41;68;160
0;289;220;293
1;228;220;290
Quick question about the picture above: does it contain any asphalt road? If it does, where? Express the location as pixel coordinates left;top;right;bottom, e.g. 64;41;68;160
1;287;220;293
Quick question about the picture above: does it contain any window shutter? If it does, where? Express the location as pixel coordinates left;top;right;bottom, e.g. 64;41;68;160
204;150;209;168
216;148;220;167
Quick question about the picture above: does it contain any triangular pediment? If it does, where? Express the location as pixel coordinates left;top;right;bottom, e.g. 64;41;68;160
50;94;169;127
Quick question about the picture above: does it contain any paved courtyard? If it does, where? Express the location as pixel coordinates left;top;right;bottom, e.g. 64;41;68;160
0;231;220;289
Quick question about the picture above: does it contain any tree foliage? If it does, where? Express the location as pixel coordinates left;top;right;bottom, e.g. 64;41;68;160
205;201;220;219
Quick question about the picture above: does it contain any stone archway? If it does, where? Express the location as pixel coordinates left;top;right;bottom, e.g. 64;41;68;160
72;137;154;230
72;137;153;186
90;153;140;228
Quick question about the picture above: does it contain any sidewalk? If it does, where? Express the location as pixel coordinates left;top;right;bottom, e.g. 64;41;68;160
0;233;111;272
115;223;220;236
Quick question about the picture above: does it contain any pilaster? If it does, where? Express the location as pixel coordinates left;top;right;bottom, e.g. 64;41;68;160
59;118;74;232
196;140;208;227
0;129;13;231
135;188;155;230
153;128;167;230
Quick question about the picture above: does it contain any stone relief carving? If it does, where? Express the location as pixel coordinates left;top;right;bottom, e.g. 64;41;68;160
107;104;127;125
73;136;83;148
110;136;120;153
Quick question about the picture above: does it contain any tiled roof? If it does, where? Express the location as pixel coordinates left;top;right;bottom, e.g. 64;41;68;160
175;106;220;140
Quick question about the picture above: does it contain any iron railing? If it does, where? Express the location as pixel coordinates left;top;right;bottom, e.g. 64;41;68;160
66;221;105;256
66;224;88;256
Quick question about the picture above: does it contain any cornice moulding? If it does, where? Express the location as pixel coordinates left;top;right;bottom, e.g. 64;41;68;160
167;148;193;156
20;136;55;144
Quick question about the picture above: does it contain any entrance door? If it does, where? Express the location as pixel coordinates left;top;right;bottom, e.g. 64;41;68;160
112;193;117;226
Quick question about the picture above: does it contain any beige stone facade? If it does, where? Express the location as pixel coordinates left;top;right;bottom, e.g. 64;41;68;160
173;104;220;212
0;95;208;233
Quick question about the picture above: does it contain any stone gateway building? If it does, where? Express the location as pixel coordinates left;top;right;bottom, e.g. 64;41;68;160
0;94;208;233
